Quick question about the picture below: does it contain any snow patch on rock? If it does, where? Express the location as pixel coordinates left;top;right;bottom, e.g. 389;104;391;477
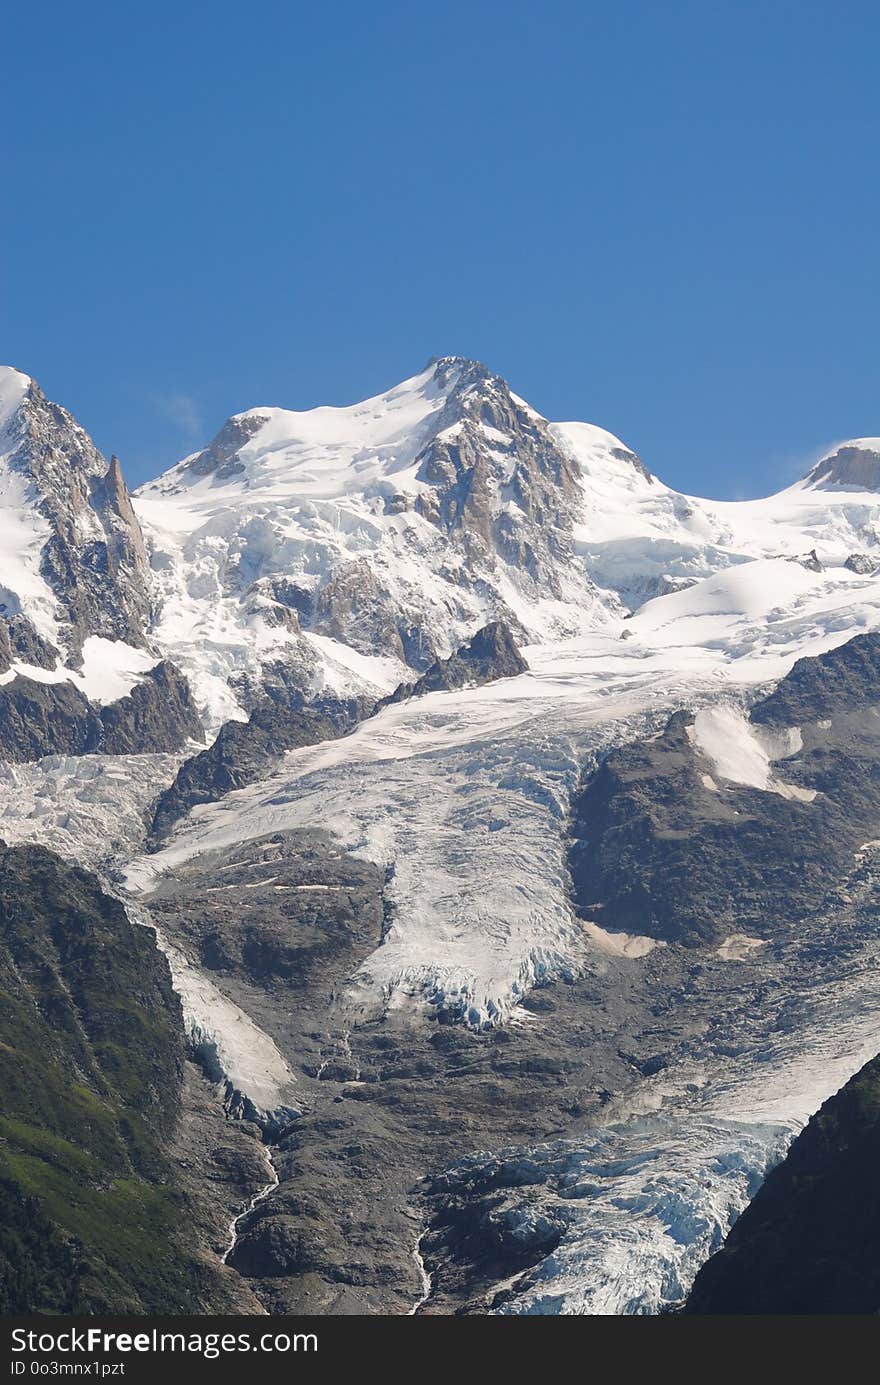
582;920;665;958
716;934;769;961
688;705;816;801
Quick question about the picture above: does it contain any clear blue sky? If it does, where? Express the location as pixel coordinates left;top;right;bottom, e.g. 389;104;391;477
2;1;878;497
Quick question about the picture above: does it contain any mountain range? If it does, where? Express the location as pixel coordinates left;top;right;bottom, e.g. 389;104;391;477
2;357;880;1313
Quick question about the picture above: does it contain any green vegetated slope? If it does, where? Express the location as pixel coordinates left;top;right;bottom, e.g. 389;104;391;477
0;843;203;1312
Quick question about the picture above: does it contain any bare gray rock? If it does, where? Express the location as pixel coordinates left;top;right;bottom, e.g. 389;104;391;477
807;442;880;491
0;376;152;660
0;661;202;763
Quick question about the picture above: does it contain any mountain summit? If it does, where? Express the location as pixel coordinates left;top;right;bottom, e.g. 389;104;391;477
2;359;880;732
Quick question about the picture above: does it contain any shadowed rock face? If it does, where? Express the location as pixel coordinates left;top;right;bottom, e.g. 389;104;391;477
0;676;104;759
149;621;525;846
0;661;202;763
844;552;877;575
0;843;191;1312
569;633;880;946
685;1053;880;1314
751;629;880;726
382;620;528;706
0;842;263;1315
0;614;59;674
97;661;205;755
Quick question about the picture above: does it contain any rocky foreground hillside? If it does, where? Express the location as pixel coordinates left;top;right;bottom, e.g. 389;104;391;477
0;845;214;1312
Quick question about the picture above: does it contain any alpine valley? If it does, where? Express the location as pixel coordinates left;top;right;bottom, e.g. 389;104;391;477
3;356;880;1314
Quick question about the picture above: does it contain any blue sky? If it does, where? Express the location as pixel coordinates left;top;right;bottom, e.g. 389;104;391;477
2;1;878;496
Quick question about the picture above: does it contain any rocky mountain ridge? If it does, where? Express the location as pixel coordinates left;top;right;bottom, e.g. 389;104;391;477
0;661;203;763
4;357;880;1316
0;370;151;665
685;1051;880;1313
5;358;880;745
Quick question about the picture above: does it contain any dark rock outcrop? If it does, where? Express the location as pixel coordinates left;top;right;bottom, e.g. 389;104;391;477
752;628;880;726
0;661;202;763
150;694;370;842
1;613;59;670
382;621;528;705
177;412;265;482
686;1054;880;1313
0;676;103;760
787;548;823;572
149;829;385;994
844;552;877;575
98;660;204;755
569;632;880;945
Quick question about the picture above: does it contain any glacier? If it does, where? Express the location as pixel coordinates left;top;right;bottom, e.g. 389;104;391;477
3;356;880;1312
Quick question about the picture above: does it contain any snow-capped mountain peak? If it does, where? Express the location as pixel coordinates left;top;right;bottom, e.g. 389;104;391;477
146;357;466;502
132;357;613;724
3;358;880;737
140;355;548;505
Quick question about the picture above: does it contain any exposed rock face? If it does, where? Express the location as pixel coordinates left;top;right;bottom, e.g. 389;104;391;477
0;662;202;763
149;694;371;842
844;552;877;575
412;360;584;592
685;1054;880;1313
98;660;204;755
177;412;265;482
141;827;680;1313
419;1157;571;1304
788;547;823;572
151;830;386;994
624;573;698;611
807;441;880;491
1;376;152;658
569;634;880;945
383;621;528;704
751;628;880;726
0;613;59;672
0;676;104;760
312;558;412;662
